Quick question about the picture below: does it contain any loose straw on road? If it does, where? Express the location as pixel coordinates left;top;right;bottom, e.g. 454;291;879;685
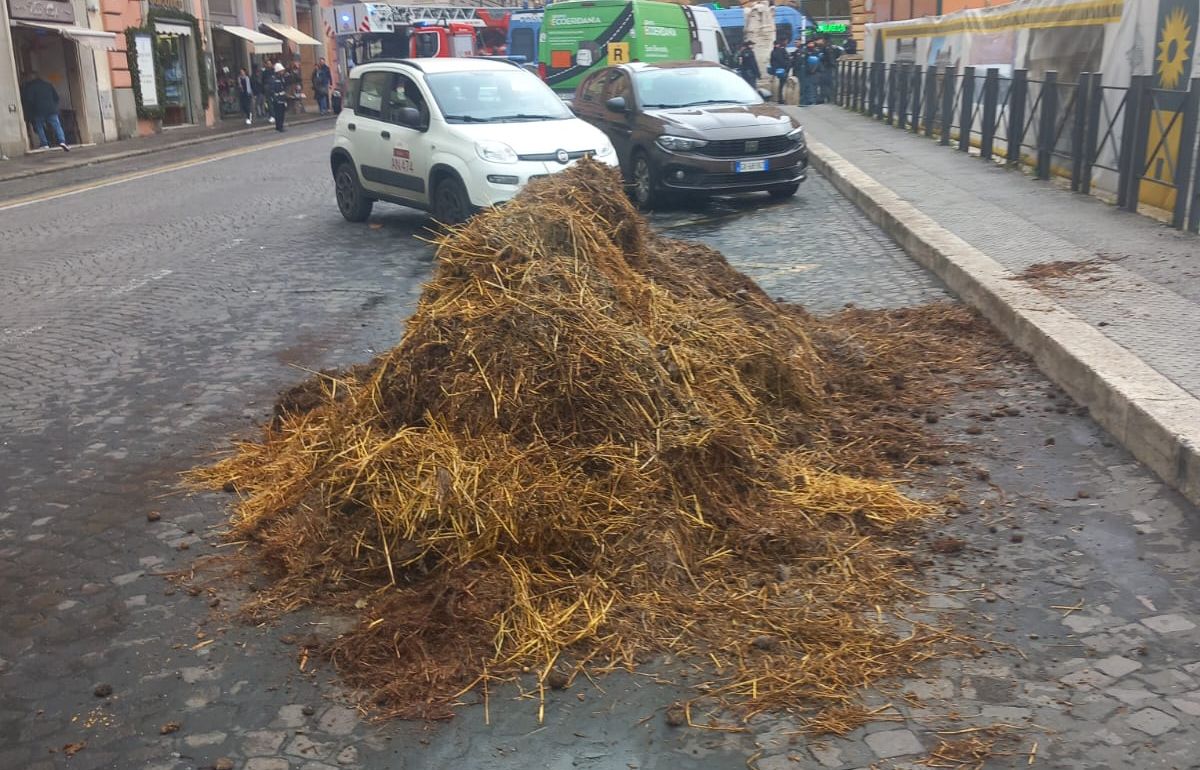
191;160;1013;726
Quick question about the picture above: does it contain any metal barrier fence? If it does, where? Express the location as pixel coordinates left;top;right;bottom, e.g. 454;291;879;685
835;61;1200;234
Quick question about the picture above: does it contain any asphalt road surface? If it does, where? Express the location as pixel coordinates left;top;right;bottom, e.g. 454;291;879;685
2;125;1198;770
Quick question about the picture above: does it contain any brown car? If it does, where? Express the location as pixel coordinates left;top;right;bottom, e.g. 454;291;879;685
571;61;808;208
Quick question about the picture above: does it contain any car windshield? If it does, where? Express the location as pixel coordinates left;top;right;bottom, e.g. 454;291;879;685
633;67;763;109
425;69;574;123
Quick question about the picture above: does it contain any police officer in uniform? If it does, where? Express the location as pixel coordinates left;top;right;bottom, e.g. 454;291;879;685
737;41;761;88
268;62;290;132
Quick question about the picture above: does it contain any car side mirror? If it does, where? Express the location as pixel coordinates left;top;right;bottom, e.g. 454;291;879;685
757;87;773;100
398;106;422;128
605;96;628;113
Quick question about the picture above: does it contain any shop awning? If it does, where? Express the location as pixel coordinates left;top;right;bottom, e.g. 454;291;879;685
217;25;283;54
13;20;118;51
260;21;322;47
156;21;193;37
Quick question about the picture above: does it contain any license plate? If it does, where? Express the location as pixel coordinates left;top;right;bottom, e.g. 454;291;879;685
735;159;768;173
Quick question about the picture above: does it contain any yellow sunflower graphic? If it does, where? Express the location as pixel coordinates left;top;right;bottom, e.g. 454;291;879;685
1156;6;1194;90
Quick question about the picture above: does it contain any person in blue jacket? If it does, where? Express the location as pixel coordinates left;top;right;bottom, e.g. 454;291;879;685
20;72;69;151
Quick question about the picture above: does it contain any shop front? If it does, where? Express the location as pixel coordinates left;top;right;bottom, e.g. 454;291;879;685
3;0;116;152
120;1;214;134
154;19;197;126
260;19;323;111
212;25;282;119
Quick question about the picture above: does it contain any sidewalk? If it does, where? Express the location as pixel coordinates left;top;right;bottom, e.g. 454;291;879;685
791;104;1200;506
0;112;335;184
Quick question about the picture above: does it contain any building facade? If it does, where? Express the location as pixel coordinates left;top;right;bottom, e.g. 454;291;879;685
2;0;120;156
848;0;1015;46
1;0;330;157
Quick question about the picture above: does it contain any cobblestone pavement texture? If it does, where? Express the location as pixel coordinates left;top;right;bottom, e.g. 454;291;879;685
790;104;1200;404
1;132;1199;770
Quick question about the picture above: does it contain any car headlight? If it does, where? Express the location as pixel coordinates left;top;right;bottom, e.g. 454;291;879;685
787;126;806;145
656;135;709;152
476;140;518;164
595;139;615;157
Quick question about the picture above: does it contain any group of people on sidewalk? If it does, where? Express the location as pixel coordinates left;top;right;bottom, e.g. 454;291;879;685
735;36;850;107
16;58;337;160
234;58;337;132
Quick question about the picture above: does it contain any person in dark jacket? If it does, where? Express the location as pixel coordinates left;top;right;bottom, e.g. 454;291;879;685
20;72;69;151
736;41;760;87
820;40;841;103
267;62;290;131
237;68;254;125
312;58;333;115
251;65;265;117
769;40;790;104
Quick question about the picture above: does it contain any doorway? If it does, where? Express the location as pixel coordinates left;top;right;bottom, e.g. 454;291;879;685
12;25;88;149
157;33;193;126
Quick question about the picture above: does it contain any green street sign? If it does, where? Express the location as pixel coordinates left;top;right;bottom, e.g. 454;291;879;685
816;22;847;33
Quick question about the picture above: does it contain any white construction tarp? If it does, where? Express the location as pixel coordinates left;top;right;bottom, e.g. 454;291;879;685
863;0;1198;86
261;22;323;47
13;20;118;51
218;25;284;55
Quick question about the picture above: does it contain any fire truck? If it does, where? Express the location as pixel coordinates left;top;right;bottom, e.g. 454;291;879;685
323;4;532;75
410;21;481;58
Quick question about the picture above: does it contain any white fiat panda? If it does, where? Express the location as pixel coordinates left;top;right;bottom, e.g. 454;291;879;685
331;57;619;224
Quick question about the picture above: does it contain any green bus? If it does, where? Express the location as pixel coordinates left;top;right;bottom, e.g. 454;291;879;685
539;0;729;93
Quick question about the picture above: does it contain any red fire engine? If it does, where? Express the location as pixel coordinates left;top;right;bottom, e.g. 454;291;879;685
410;21;480;58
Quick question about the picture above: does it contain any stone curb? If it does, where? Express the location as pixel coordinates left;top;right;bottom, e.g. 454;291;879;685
808;138;1200;507
0;114;334;184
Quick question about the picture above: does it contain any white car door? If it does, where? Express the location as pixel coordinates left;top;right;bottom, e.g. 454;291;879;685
376;72;434;207
349;70;411;200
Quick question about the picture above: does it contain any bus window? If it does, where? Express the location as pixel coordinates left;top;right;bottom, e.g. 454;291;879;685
510;27;536;62
775;23;793;46
724;26;744;51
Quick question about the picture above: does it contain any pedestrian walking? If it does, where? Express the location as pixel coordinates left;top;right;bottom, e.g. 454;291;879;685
237;68;254;125
736;41;760;88
19;71;69;152
769;40;790;104
268;62;290;132
312;58;333;115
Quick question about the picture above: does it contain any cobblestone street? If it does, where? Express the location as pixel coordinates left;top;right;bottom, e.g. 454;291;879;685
2;126;1199;770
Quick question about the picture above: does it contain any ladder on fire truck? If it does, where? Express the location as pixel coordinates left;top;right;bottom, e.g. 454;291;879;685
326;2;532;37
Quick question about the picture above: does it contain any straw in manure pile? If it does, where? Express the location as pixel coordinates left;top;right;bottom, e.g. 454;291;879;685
193;160;989;724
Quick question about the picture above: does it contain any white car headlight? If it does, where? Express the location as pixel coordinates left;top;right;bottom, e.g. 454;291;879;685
787;126;806;144
595;139;615;157
476;140;519;164
656;135;709;152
